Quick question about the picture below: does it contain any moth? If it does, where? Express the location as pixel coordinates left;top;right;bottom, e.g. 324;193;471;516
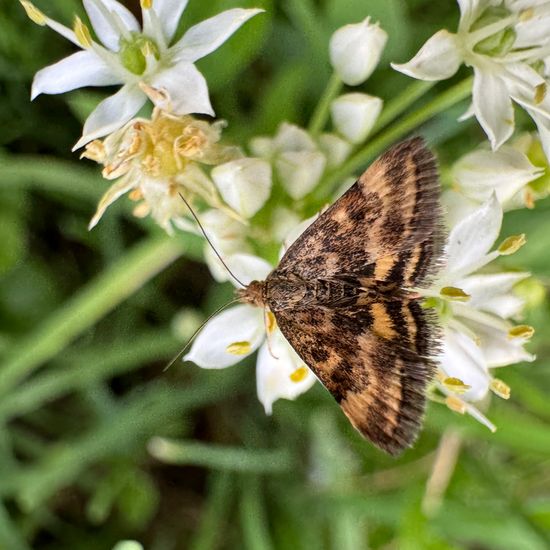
237;137;444;455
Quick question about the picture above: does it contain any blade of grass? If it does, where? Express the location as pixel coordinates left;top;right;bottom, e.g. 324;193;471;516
148;439;295;474
240;476;273;550
0;235;184;397
0;502;31;550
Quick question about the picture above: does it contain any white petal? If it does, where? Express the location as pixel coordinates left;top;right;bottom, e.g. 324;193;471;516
529;110;550;162
89;176;136;229
31;50;120;99
444;194;502;279
256;332;315;414
458;272;529;317
458;102;476;122
212;158;272;218
439;328;489;402
472;67;514;150
148;62;214;116
73;85;146;150
452;146;543;206
249;136;275;158
318;133;352;168
442;189;480;228
149;0;189;42
276;151;326;200
225;253;273;286
83;0;139;51
329;17;388;85
280;213;319;257
184;304;264;369
330;93;382;144
391;30;462;81
172;8;264;63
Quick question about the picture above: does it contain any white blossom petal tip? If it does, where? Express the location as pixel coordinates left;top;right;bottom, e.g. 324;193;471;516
391;30;462;81
330;93;383;144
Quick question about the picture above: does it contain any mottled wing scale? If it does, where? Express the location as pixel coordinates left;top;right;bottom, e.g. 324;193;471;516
270;138;444;455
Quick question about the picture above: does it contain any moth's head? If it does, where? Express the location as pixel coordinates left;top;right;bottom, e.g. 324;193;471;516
237;280;266;307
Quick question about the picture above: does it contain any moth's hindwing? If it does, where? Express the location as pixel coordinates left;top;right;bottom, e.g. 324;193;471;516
274;300;437;455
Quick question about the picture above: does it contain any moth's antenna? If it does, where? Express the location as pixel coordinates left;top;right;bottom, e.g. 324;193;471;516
178;193;246;289
164;299;240;372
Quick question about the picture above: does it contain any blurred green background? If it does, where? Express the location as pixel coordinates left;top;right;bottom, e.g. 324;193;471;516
0;0;549;548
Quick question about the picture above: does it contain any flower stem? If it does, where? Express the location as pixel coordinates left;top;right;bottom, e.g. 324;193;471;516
311;76;473;203
308;72;343;136
372;80;437;134
0;235;185;396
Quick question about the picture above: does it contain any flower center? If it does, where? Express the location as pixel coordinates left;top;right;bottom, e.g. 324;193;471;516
119;33;160;75
471;6;516;56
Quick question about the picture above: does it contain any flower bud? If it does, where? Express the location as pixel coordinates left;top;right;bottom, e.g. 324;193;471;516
212;158;272;218
329;17;387;85
330;93;382;144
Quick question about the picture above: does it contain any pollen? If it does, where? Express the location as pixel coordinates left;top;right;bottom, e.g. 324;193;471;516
508;324;534;340
445;395;467;415
535;83;547;105
20;1;46;26
290;366;308;383
498;234;526;255
73;16;93;49
81;140;105;163
440;286;470;302
490;378;511;399
141;0;153;9
226;341;252;355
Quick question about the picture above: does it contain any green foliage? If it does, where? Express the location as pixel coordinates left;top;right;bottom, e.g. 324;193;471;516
0;0;549;548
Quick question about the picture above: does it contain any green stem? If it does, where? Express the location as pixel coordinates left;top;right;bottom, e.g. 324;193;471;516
0;235;184;396
371;80;437;134
308;72;343;136
311;76;473;203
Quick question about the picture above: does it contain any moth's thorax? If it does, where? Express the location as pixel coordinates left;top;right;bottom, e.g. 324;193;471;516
237;280;268;307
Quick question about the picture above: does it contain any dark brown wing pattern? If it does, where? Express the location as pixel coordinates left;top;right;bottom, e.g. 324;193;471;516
269;138;444;455
274;137;444;289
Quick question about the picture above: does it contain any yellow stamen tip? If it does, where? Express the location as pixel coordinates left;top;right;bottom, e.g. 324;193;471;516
141;0;153;9
498;234;526;255
73;16;93;48
490;378;511;400
508;324;534;340
266;311;277;334
20;0;46;25
442;377;471;394
290;366;308;383
440;286;470;302
445;395;467;415
226;341;252;356
520;8;535;21
535;83;547;105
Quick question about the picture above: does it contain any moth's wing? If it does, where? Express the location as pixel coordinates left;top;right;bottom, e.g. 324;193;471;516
274;137;444;288
274;299;437;455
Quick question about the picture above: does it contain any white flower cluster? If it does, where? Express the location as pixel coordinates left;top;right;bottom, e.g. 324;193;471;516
393;0;550;157
23;1;541;431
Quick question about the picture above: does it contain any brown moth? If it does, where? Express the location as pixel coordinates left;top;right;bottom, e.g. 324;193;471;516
238;137;444;456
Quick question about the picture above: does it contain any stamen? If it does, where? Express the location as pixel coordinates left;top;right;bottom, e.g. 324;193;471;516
290;366;309;383
535;83;547;105
508;324;534;340
498;234;526;255
441;377;471;394
226;341;252;355
141;0;153;8
490;378;511;399
73;16;93;49
20;1;46;25
440;286;470;302
445;395;467;415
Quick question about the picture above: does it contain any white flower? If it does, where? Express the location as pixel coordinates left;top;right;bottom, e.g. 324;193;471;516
392;0;550;154
427;194;534;430
21;0;263;148
446;142;544;217
184;251;316;413
84;110;242;232
329;17;388;86
330;93;383;144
